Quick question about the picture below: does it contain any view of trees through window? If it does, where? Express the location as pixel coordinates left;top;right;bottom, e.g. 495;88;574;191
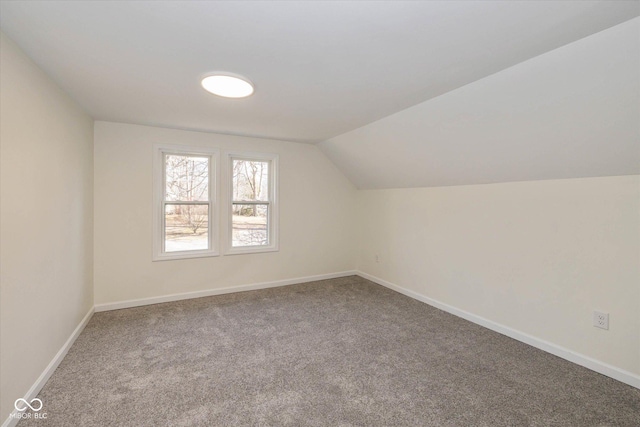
232;159;269;247
160;154;271;253
164;154;210;252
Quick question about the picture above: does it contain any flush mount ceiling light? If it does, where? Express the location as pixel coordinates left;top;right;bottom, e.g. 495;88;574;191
201;74;254;98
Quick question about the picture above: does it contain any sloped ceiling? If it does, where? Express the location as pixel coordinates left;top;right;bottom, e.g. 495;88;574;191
319;18;640;189
0;1;638;143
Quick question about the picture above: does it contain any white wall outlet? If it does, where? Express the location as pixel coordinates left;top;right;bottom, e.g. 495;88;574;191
593;311;609;330
375;254;380;263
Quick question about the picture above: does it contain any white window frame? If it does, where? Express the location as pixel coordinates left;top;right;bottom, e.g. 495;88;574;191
153;144;220;261
224;152;279;255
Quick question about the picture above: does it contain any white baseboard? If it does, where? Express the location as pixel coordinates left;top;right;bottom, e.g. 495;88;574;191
357;271;640;390
2;307;94;427
94;270;358;312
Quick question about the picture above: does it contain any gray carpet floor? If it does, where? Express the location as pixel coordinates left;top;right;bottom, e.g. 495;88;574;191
19;276;640;426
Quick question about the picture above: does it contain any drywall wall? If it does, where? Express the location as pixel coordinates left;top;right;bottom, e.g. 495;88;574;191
93;121;357;305
0;32;94;420
319;17;639;189
357;176;640;376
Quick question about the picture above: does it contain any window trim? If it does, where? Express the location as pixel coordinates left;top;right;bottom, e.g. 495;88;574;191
152;144;220;261
224;151;279;255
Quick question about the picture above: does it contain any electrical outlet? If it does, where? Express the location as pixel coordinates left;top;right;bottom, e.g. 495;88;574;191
593;311;609;330
375;254;380;263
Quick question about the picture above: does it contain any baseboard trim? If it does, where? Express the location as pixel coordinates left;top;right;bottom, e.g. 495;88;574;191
94;270;358;312
356;271;640;390
2;306;94;427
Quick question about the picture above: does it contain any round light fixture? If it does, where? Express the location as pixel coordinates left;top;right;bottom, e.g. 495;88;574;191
201;74;254;98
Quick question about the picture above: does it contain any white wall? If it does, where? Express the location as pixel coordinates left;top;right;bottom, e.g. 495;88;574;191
93;122;357;305
0;33;94;420
357;176;640;376
320;17;639;189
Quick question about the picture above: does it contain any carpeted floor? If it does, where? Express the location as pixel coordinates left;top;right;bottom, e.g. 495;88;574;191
18;276;640;426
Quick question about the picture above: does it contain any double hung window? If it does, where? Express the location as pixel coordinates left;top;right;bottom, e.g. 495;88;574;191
153;146;218;260
227;154;278;254
153;146;277;260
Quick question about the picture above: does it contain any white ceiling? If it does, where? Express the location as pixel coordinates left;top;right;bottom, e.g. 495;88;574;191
1;1;638;143
320;18;640;189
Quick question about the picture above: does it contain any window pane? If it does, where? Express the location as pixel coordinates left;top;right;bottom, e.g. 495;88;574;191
232;160;269;202
232;204;268;247
165;155;209;201
165;204;209;252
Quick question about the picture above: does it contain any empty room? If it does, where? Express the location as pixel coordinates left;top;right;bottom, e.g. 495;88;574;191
1;1;639;426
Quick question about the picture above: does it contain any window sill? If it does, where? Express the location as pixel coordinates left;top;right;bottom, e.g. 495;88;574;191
224;245;279;256
153;250;220;262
